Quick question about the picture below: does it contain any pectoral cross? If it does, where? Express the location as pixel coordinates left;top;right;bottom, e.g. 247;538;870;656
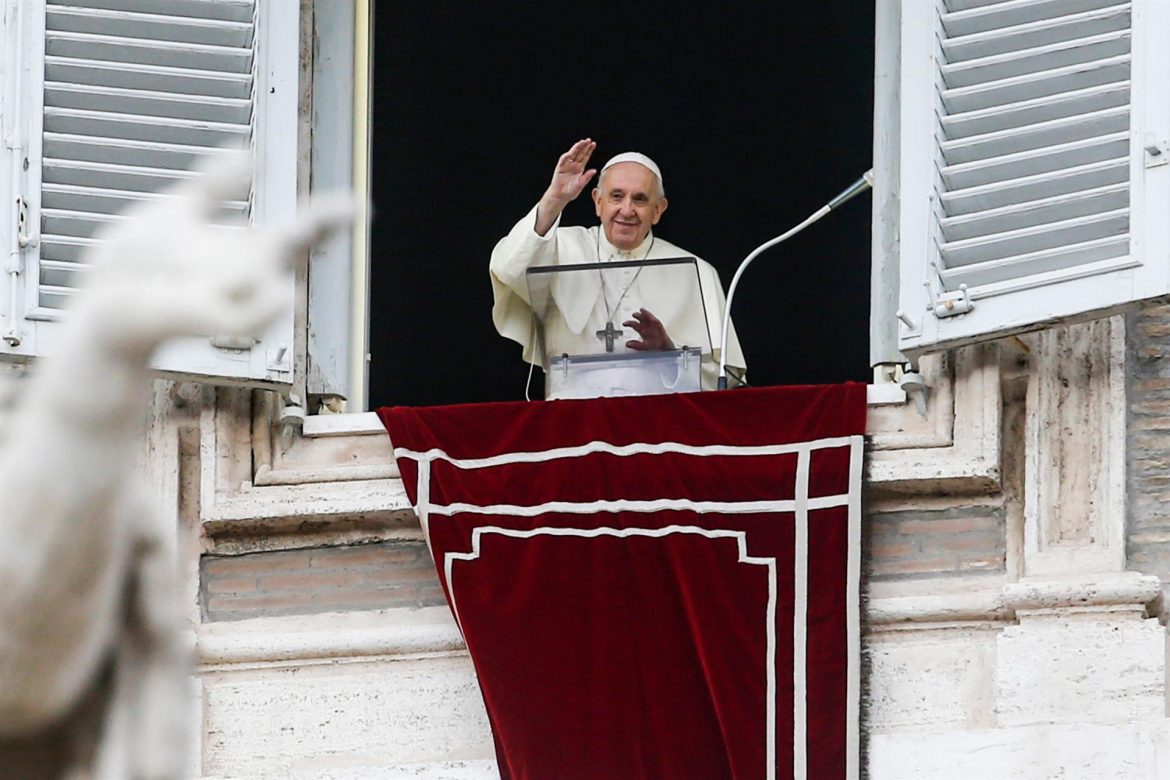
596;321;623;353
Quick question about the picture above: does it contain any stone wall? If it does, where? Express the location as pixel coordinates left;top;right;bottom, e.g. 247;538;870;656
1127;304;1170;582
201;541;445;621
866;504;1006;581
865;316;1170;780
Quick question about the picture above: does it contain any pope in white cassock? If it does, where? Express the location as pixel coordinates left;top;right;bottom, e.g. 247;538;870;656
490;139;747;397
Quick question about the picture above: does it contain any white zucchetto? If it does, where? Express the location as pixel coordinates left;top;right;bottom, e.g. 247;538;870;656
600;152;664;195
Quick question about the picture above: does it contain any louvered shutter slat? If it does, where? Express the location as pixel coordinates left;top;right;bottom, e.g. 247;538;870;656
940;157;1128;215
63;0;254;22
38;285;78;310
40;183;246;245
43;133;211;168
940;207;1128;266
42;182;169;214
44;85;251;124
42;109;249;147
941;4;1131;61
942;0;1119;35
45;57;252;99
45;33;252;72
941;82;1129;137
940;55;1130;114
941;132;1129;190
41;183;245;216
47;8;253;47
940;30;1130;89
38;236;100;264
39;259;88;287
939;182;1128;241
41;210;121;240
940;107;1129;165
937;238;1131;291
42;158;194;191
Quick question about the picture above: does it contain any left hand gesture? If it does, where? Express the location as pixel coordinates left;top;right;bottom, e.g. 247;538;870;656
624;308;675;351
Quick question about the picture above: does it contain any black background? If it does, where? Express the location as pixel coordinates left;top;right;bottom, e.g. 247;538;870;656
369;2;875;408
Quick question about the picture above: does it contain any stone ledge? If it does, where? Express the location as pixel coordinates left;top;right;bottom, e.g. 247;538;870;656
867;574;1166;630
195;608;465;669
867;590;1009;628
1002;573;1162;615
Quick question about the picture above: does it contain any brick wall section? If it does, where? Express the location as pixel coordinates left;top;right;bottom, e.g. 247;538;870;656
1127;305;1170;581
866;506;1006;581
202;509;1008;617
201;540;446;622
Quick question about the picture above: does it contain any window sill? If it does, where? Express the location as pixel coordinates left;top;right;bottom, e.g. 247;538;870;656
867;383;908;406
297;349;1000;495
300;384;909;440
303;411;387;437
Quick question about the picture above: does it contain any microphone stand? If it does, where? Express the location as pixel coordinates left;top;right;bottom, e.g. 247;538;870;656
717;169;875;390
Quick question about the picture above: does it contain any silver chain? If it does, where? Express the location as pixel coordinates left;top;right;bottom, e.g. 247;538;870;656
596;230;655;327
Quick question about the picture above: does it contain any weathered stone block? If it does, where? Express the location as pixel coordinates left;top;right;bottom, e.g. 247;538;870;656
201;655;493;777
869;720;1170;780
866;627;998;732
996;617;1165;727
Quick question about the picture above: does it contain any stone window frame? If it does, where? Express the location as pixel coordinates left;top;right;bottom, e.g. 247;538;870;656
196;343;1003;552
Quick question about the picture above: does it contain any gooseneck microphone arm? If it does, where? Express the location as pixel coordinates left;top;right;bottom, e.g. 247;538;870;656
717;169;875;390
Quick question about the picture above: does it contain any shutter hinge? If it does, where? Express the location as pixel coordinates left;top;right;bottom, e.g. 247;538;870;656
924;261;974;320
14;195;36;249
4;195;33;347
932;285;973;319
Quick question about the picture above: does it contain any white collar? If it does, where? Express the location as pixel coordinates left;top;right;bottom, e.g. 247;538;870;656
597;227;654;261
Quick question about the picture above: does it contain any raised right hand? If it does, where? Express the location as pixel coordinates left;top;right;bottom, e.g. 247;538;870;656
534;138;598;236
544;138;597;205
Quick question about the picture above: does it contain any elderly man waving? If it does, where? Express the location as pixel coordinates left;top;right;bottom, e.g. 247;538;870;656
490;138;746;395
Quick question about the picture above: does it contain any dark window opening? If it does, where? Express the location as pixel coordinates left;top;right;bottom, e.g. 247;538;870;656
369;3;875;408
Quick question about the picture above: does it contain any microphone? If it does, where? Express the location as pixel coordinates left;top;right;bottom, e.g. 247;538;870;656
717;169;874;390
828;169;876;210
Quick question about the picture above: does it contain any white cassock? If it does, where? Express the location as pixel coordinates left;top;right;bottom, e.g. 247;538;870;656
490;204;747;395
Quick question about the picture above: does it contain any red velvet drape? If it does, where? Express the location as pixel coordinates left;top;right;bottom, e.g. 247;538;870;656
380;384;865;780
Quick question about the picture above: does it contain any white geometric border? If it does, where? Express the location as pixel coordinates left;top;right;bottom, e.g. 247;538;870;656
393;434;864;780
397;436;858;469
445;525;778;780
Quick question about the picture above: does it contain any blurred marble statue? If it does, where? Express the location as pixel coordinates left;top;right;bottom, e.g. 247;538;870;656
0;153;350;778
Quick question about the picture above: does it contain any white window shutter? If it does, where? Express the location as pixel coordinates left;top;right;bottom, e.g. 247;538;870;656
0;0;299;386
896;0;1170;356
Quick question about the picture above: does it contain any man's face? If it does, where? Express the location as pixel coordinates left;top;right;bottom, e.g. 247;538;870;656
591;163;668;251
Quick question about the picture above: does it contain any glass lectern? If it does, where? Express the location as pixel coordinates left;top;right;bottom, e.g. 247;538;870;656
525;257;714;400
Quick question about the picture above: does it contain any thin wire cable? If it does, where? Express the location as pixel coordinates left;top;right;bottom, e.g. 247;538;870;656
524;315;538;401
